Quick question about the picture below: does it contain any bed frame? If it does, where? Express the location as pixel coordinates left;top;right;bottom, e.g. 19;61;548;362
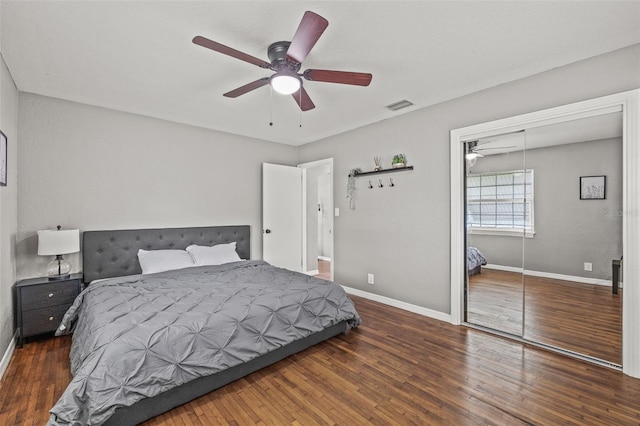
80;225;348;425
82;225;252;283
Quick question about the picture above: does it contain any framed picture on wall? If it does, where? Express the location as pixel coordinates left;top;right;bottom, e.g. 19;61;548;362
0;131;6;187
580;175;605;200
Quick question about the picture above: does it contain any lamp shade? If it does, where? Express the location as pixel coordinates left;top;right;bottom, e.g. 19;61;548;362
37;229;80;256
270;73;301;95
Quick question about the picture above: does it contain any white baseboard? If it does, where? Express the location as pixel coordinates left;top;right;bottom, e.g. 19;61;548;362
484;264;523;273
525;269;614;287
484;264;615;287
318;256;331;262
341;285;451;323
304;270;319;276
0;334;16;382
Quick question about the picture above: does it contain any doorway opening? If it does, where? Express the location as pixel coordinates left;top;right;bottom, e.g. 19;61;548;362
299;158;334;281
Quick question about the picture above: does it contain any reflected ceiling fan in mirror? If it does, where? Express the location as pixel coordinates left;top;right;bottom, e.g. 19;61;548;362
466;141;483;168
466;140;518;168
193;11;373;111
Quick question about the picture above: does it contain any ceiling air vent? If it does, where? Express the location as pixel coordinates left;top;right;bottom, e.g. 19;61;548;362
386;100;414;111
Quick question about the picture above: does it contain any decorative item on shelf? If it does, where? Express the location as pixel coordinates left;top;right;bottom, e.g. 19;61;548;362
37;225;80;280
346;168;361;209
392;153;406;168
373;156;382;171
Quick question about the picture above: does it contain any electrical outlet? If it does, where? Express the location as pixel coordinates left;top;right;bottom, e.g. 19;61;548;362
584;262;593;272
367;273;375;285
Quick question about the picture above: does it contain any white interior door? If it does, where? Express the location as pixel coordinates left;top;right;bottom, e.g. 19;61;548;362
262;163;302;272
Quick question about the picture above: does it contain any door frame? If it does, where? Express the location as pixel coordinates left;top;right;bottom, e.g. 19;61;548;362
450;89;640;377
299;158;334;281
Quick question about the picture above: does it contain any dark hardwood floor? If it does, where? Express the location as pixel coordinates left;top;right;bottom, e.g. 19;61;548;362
1;295;639;425
468;268;622;364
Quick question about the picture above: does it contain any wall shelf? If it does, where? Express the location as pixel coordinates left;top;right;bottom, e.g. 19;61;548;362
353;166;414;177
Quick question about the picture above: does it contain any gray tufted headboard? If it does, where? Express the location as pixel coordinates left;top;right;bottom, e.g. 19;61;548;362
82;225;250;284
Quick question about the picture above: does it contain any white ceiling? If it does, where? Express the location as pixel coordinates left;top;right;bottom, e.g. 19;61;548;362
2;1;639;146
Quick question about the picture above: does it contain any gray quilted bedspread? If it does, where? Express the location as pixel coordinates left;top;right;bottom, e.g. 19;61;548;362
47;260;360;425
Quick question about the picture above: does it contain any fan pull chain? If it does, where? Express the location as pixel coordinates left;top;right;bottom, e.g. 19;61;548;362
269;85;274;127
299;89;303;128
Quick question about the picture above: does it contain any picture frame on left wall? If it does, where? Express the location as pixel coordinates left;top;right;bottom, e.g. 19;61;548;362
0;130;6;186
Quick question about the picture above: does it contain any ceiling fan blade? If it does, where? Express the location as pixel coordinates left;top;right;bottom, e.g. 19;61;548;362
303;69;372;86
291;86;315;111
476;145;518;151
223;77;270;98
286;11;329;63
193;36;270;68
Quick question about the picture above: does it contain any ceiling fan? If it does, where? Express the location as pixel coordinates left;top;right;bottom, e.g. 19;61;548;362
467;140;518;157
466;140;518;167
192;11;373;111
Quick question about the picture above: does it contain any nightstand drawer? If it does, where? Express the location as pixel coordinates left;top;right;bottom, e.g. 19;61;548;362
15;274;82;346
21;304;70;337
21;281;79;311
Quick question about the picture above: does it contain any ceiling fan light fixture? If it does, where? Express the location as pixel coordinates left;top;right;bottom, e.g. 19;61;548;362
465;152;479;168
465;151;483;168
270;73;301;95
465;152;479;161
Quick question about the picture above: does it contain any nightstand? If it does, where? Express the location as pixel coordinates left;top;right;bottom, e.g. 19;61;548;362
15;273;82;347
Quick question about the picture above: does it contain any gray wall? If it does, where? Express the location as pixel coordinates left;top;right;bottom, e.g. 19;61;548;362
0;53;19;355
16;94;299;280
469;138;622;280
298;44;639;313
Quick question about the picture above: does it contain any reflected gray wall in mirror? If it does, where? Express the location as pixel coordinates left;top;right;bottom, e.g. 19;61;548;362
523;138;622;279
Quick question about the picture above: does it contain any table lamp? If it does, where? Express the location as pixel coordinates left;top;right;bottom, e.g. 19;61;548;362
37;226;80;280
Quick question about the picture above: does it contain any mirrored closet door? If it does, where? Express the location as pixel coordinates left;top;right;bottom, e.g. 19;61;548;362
465;132;526;337
464;113;623;366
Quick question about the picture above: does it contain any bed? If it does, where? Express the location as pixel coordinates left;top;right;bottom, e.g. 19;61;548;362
47;225;360;426
467;246;487;276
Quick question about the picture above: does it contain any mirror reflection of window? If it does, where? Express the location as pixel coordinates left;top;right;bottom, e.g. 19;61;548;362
467;170;534;236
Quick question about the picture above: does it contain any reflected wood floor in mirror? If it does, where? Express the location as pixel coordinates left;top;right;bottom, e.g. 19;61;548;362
1;296;638;425
468;269;622;364
467;269;523;336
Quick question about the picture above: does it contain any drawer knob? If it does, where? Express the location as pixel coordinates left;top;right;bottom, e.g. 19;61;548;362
48;316;54;321
48;293;54;298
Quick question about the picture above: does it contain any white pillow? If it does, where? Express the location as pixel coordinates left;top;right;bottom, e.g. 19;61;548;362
137;249;195;275
186;242;241;266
